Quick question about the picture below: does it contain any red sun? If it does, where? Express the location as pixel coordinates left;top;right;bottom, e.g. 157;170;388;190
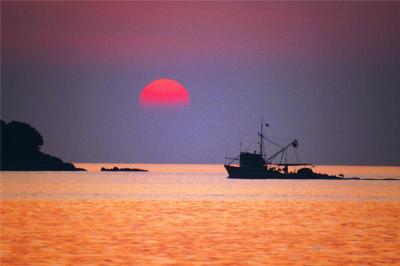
139;78;190;108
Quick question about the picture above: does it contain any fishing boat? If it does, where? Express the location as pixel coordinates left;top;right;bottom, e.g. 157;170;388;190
224;119;354;179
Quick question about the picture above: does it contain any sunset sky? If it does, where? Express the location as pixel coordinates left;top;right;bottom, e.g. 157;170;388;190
2;2;400;165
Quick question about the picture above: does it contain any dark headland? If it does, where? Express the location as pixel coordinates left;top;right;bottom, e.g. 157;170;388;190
0;120;85;171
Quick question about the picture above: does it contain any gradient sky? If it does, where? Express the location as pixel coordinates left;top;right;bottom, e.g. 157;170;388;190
2;2;400;165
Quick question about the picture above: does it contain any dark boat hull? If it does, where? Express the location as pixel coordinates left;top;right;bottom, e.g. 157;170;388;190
224;165;344;180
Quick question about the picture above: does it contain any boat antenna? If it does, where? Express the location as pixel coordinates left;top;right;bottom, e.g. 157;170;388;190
259;117;268;156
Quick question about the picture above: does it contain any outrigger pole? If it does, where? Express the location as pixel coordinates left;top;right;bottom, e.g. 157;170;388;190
265;139;299;163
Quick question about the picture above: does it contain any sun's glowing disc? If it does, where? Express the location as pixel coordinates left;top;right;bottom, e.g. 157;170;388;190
139;78;190;108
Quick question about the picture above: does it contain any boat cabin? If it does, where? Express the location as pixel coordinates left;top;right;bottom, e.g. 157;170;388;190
239;152;266;169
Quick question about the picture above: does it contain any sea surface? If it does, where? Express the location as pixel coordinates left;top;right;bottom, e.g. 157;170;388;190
1;164;400;265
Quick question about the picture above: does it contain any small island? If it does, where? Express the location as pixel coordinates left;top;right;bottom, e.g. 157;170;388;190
101;167;148;172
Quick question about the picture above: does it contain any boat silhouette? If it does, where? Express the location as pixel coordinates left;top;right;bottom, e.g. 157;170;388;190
224;118;356;179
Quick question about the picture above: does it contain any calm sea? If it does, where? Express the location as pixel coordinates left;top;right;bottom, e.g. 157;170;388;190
1;164;400;265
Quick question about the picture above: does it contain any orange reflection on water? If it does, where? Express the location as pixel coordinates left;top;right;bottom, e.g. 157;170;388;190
1;200;400;265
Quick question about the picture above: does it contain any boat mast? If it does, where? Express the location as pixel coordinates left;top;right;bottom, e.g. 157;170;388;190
259;117;264;156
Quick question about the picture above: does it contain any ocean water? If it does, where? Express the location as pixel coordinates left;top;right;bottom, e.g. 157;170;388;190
1;164;400;265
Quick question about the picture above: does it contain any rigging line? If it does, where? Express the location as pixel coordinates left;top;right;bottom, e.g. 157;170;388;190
279;149;284;164
267;136;294;141
225;119;261;153
240;118;273;154
294;148;301;163
226;144;252;164
243;119;264;141
263;137;283;148
226;136;255;155
237;135;257;153
242;145;252;153
227;142;257;164
285;148;288;163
